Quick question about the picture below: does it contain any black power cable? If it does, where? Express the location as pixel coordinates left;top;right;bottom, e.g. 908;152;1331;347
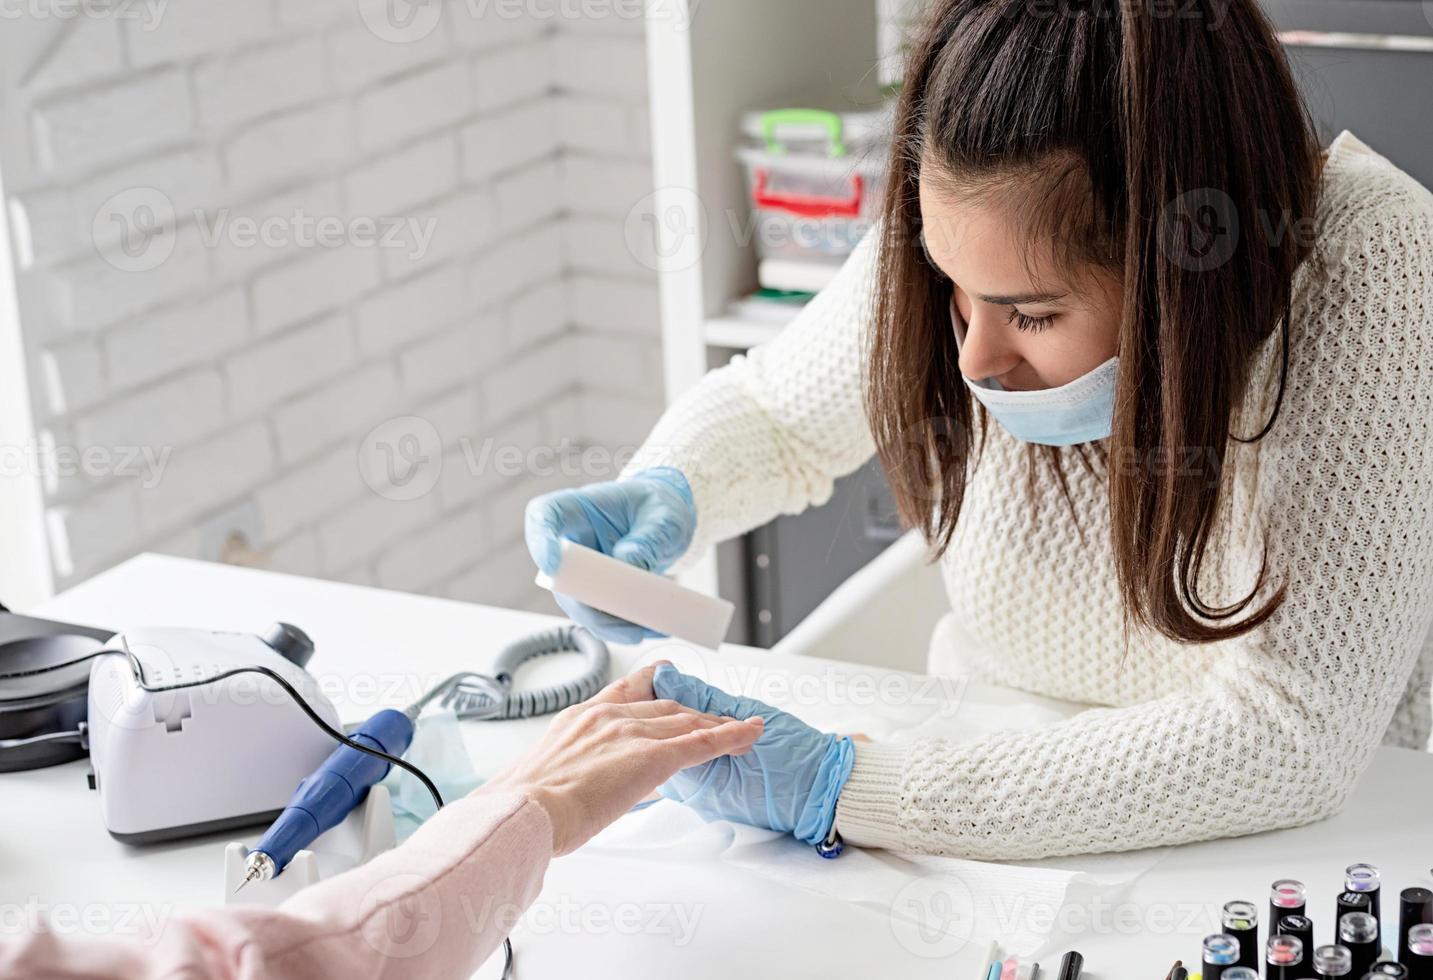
126;656;445;810
2;646;445;808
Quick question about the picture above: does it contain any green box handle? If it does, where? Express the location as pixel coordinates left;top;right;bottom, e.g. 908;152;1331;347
761;108;846;157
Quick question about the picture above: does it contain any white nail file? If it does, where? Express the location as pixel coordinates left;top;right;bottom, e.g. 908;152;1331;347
534;539;735;649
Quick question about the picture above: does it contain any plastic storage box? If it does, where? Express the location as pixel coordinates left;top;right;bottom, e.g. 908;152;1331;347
738;102;892;292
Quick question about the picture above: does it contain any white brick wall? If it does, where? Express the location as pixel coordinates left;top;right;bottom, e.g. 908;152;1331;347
104;290;249;389
224;314;356;417
878;0;933;85
0;0;666;612
250;246;382;334
31;70;194;173
223;102;356;191
345;137;460;217
356;62;473;152
193;38;328;130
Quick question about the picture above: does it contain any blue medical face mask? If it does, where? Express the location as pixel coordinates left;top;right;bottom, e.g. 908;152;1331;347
382;710;483;840
949;298;1118;447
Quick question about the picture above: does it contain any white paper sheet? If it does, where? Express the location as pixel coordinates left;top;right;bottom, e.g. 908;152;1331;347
587;799;1164;959
584;670;1170;960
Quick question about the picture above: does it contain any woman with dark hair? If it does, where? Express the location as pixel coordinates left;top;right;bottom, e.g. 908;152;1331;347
528;0;1433;858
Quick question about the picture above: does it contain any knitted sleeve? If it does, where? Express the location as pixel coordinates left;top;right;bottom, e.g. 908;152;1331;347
620;233;880;569
836;208;1433;859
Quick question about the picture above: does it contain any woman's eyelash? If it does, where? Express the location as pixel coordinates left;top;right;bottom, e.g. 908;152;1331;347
1006;308;1054;333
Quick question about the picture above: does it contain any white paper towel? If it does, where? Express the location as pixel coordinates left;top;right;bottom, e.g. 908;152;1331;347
588;799;1163;958
584;671;1170;959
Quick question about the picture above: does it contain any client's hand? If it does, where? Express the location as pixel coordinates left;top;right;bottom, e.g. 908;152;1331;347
475;665;763;856
650;664;854;846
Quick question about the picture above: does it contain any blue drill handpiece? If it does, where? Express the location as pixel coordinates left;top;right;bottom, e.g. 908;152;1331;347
236;708;415;890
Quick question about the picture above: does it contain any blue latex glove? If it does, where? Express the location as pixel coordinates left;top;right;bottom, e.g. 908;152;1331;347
524;467;697;644
651;664;854;846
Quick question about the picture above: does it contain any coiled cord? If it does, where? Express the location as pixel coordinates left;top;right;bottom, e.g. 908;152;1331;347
413;625;610;722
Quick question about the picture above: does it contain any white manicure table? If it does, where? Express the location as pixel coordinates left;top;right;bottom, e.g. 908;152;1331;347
5;554;1431;978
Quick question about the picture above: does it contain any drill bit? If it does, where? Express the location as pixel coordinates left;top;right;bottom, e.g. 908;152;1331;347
233;851;274;895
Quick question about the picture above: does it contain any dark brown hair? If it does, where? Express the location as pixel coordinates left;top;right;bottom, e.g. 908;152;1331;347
866;0;1322;643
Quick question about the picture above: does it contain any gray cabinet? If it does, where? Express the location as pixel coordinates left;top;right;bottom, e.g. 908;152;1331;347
1265;0;1433;188
745;459;900;648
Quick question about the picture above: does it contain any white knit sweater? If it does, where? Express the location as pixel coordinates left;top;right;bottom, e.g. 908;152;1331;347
624;131;1433;860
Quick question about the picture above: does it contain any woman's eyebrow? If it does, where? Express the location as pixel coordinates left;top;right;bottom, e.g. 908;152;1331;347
975;290;1068;305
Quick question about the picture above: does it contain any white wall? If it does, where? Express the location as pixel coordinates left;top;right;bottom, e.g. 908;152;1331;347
878;0;931;84
0;1;663;611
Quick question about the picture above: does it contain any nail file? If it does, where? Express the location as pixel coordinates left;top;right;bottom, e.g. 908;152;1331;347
534;539;735;649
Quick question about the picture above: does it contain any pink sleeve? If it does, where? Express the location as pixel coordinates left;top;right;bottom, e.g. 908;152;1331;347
0;790;553;980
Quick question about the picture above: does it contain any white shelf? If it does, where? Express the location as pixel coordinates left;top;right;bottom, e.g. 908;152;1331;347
645;0;879;376
644;0;881;602
703;315;784;350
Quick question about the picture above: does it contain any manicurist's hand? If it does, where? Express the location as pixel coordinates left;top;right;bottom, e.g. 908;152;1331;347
650;664;855;846
474;665;763;856
524;467;697;644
